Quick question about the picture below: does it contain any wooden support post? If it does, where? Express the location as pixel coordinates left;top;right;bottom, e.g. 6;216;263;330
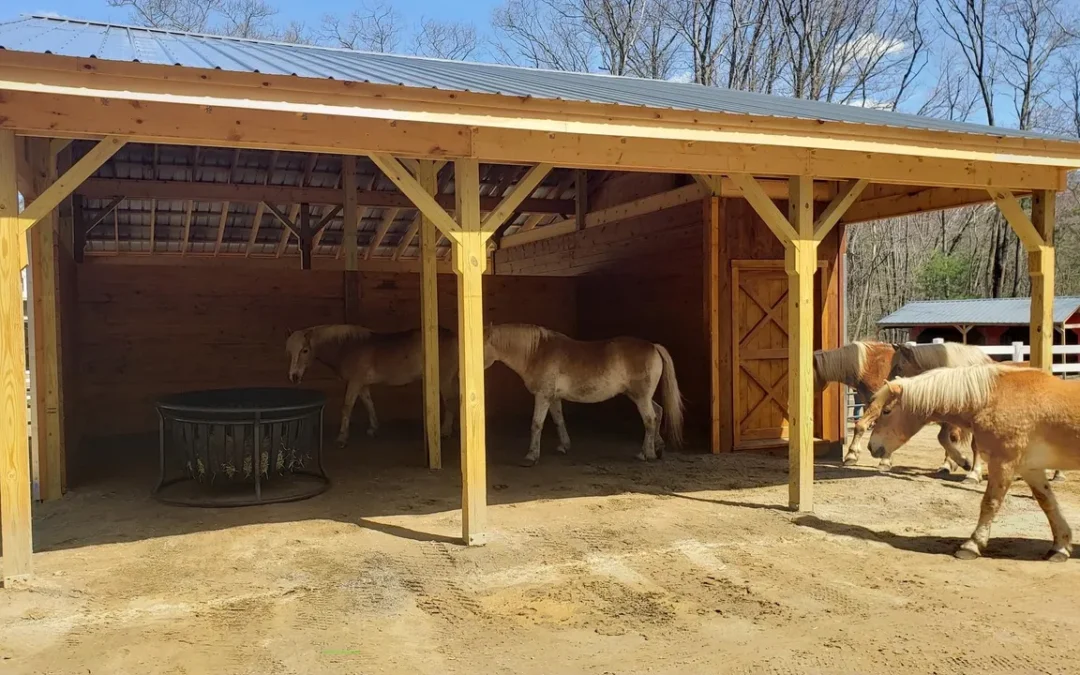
343;271;360;324
575;169;588;230
419;160;442;470
1030;190;1055;372
452;159;490;545
72;197;86;263
27;139;65;502
786;176;816;512
343;156;358;270
703;196;722;454
1;129;33;584
299;203;312;270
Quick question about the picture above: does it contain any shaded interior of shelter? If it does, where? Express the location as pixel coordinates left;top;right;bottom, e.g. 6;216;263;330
19;138;968;553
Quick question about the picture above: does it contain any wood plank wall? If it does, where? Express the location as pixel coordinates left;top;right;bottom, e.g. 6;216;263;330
575;200;709;434
74;266;576;443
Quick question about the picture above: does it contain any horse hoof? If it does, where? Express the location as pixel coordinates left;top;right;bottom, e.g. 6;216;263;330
556;445;569;455
635;452;647;462
962;475;981;485
1052;471;1067;482
1045;548;1071;563
520;456;538;468
936;466;952;477
336;439;348;449
843;455;858;466
954;543;981;560
366;428;378;438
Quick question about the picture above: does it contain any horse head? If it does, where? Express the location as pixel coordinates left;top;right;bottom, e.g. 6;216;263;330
867;381;922;462
285;329;314;384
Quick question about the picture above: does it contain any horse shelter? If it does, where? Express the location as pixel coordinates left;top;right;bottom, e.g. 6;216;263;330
3;15;1080;586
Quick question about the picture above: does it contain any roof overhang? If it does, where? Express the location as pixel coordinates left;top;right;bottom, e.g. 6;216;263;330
1;51;1078;191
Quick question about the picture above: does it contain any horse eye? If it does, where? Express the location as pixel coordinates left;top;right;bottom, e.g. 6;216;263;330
882;408;891;416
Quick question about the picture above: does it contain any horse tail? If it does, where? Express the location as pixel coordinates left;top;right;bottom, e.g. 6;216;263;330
654;344;685;449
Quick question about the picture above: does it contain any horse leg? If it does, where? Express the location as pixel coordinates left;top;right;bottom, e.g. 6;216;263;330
1019;467;1073;562
522;395;551;467
439;390;454;438
549;398;572;455
338;380;362;447
632;395;659;462
963;443;986;485
956;460;1014;560
844;387;872;466
652;401;665;458
359;387;379;438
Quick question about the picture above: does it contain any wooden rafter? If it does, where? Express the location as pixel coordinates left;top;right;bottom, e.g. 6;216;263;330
480;163;554;233
366;207;401;259
245;202;267;257
180;200;193;256
368;153;459;236
147;198;157;255
276;153;317;257
728;174;798;243
813;178;867;241
214;201;230;255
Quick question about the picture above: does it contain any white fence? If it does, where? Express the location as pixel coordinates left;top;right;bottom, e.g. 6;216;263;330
925;337;1080;376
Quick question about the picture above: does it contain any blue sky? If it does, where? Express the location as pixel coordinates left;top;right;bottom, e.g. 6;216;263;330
2;1;502;34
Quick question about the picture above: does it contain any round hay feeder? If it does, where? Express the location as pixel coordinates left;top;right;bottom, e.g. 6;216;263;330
154;387;329;507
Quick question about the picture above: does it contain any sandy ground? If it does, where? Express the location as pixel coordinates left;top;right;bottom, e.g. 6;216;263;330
3;420;1080;675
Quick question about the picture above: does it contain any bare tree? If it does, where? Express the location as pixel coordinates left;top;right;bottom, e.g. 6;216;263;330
627;0;682;79
995;0;1075;130
918;54;980;120
108;0;281;38
492;0;596;71
412;18;479;60
663;0;729;85
321;0;402;52
935;0;997;125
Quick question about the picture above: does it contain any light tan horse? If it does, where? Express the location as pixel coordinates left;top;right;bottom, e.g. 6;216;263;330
483;323;684;466
880;341;1064;482
286;325;459;446
881;341;993;481
865;364;1080;561
813;341;897;466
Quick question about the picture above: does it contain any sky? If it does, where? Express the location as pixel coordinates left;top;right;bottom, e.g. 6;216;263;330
1;1;503;37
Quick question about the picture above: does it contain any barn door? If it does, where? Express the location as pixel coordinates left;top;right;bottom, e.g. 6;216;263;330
731;260;828;449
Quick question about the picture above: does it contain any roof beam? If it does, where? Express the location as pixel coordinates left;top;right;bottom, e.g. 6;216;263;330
74;177;575;214
727;174;798;243
246;201;266;257
366;208;400;259
180;200;193;256
214;201;230;255
813;178;867;241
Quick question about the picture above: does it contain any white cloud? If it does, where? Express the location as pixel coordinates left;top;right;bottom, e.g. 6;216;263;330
666;70;694;84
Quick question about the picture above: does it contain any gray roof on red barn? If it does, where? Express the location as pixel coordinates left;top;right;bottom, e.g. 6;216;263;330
0;14;1076;144
878;297;1080;328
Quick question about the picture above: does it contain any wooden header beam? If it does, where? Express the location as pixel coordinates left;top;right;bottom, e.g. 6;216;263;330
3;91;1067;191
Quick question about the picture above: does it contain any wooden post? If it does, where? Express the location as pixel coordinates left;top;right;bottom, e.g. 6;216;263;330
342;156;358;270
298;203;312;270
786;176;817;512
702;196;722;454
27;139;65;502
418;160;442;470
1;129;33;584
72;196;86;263
575;169;588;230
1030;190;1055;372
452;158;490;545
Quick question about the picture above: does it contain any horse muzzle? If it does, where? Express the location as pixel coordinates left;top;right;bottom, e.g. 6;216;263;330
869;442;886;459
289;372;302;384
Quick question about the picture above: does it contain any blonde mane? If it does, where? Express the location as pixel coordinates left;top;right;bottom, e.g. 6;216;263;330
901;342;992;372
301;324;374;348
487;323;562;360
880;364;1006;418
814;342;867;386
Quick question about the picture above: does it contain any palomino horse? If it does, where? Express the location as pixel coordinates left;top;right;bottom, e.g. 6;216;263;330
812;341;897;466
286;325;459;446
865;364;1080;561
483;323;684;466
878;341;991;480
880;341;1064;482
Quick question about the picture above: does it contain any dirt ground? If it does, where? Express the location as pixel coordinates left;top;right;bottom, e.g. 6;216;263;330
4;421;1080;675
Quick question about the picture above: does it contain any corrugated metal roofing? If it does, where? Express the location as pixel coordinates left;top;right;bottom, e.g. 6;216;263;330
1;14;1075;144
878;297;1080;328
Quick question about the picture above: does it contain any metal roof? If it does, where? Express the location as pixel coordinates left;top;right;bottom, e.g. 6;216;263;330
878;297;1080;328
0;14;1075;144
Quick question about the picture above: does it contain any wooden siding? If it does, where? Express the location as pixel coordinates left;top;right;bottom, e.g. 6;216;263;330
74;266;576;439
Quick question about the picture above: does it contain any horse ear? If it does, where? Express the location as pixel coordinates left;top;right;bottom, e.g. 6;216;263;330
887;381;903;397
